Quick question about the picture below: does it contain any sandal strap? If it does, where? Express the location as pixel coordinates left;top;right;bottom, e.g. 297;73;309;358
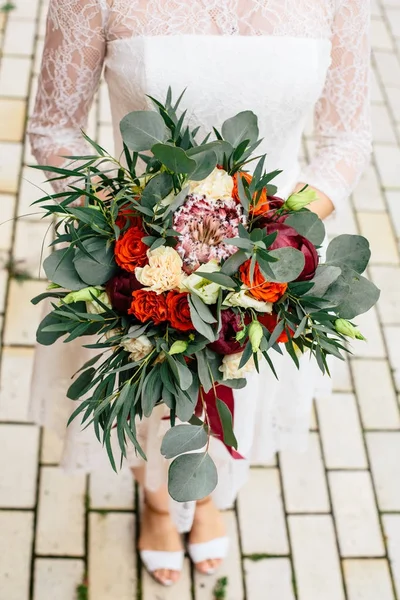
140;550;185;574
188;537;230;564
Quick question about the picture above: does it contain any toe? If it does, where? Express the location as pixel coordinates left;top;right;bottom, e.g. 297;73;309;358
196;559;216;575
153;569;173;586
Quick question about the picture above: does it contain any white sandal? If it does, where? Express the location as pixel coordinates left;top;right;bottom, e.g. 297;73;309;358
139;502;184;587
187;498;229;575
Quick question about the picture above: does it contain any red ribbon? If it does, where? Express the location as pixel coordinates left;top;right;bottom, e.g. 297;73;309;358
196;384;244;460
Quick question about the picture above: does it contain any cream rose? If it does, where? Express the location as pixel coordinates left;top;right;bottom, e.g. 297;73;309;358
181;260;222;305
219;351;258;381
223;288;273;313
189;168;234;200
121;335;153;362
135;246;183;294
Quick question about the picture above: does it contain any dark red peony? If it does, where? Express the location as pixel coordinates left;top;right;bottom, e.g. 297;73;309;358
106;271;143;313
208;309;247;355
265;222;318;281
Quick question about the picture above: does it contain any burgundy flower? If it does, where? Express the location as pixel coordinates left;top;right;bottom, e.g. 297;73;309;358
255;196;286;227
106;271;143;313
265;222;319;281
208;309;247;355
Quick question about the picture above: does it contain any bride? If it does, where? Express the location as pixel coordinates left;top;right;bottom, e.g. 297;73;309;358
28;0;371;588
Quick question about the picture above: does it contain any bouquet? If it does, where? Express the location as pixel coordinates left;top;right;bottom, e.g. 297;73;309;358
32;89;380;502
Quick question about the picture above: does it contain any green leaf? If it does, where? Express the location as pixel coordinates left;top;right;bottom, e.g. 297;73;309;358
174;385;197;423
152;143;197;174
266;247;305;283
73;238;117;286
216;398;238;449
120;110;167;151
141;172;174;209
189;298;216;342
168;452;218;502
186;147;218;181
31;291;66;305
309;265;342;297
221;111;259;148
43;249;86;290
285;212;326;246
67;368;96;400
142;366;163;417
161;424;208;459
336;267;381;319
195;271;236;289
190;294;217;324
173;358;193;391
326;235;371;274
221;250;248;276
36;312;68;346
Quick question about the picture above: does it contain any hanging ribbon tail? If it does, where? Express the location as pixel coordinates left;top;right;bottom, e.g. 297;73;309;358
197;384;245;460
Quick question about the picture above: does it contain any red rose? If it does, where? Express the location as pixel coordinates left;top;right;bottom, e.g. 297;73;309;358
114;227;148;272
239;261;288;303
128;290;168;325
166;291;194;332
106;271;143;313
258;312;292;343
265;222;318;281
208;309;247;355
115;207;142;230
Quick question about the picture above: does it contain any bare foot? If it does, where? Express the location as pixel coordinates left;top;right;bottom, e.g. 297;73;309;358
139;503;183;586
189;498;226;575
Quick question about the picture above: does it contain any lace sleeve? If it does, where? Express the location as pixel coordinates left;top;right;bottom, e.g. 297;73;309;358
300;0;372;213
28;0;106;193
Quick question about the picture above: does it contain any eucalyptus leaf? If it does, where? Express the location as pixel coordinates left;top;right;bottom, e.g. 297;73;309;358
188;149;218;181
168;452;218;502
161;424;208;459
266;247;305;283
216;398;238;449
142;366;163;417
36;312;68;346
195;350;213;393
309;265;342;298
221;111;259;148
221;250;249;276
190;293;217;324
73;238;117;286
152;143;197;174
189;298;217;342
336;266;381;319
194;271;236;289
141;172;174;209
120;111;167;151
326;235;371;274
67;368;96;400
285;212;326;246
43;249;86;290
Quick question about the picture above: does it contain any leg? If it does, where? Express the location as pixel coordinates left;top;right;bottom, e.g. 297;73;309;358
132;467;183;586
189;496;227;575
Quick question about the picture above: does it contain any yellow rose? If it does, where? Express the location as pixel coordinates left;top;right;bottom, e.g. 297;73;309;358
135;246;183;294
189;168;233;200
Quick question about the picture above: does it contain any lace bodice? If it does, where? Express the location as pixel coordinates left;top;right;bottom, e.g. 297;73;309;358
29;0;372;212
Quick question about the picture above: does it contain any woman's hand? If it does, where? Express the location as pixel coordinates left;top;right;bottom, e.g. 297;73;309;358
292;183;334;220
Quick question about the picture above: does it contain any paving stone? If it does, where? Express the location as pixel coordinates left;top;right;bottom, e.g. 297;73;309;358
40;427;64;465
0;268;7;312
383;325;400;390
352;165;385;212
0;423;39;507
0;56;31;97
238;468;289;556
386;87;400;123
9;0;40;19
0;511;34;600
332;358;353;392
343;559;395;600
194;511;244;600
383;515;400;599
3;279;46;345
3;18;36;56
280;433;330;513
371;68;385;103
89;512;137;600
244;558;295;600
350;307;386;359
89;467;135;510
385;190;400;240
316;394;367;469
289;515;345;600
358;212;399;264
0;193;15;258
36;466;86;556
386;8;400;37
366;432;400;511
18;165;54;221
329;471;385;558
0;99;26;142
374;51;400;87
142;559;192;600
0;141;23;193
0;346;35;421
351;359;400;429
371;105;397;144
33;559;85;600
371;266;400;324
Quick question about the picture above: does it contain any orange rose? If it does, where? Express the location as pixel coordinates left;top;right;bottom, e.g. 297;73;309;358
116;207;142;230
128;290;168;325
114;227;148;273
166;291;194;332
240;260;287;303
232;172;269;216
258;312;292;343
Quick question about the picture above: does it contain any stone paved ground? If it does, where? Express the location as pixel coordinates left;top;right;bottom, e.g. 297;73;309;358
1;0;400;598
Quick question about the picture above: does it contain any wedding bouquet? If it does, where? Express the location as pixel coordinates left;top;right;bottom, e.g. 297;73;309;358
32;90;380;502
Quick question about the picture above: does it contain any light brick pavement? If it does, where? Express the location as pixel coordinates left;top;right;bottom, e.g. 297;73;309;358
0;0;400;598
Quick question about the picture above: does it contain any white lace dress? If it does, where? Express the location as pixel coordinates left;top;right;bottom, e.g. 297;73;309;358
28;0;371;528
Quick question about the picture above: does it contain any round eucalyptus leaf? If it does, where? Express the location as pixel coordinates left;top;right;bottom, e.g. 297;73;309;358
161;425;208;459
36;312;68;346
266;247;305;283
168;452;218;502
309;265;342;298
326;235;371;274
336;266;381;319
120;111;167;151
152;143;197;175
221;111;259;148
43;248;86;290
73;238;117;286
189;150;218;181
285;212;326;246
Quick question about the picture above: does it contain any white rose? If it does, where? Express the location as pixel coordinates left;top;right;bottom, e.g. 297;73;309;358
189;168;234;200
219;351;258;381
121;335;153;362
86;292;112;314
223;288;273;313
135;246;183;294
182;260;222;305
